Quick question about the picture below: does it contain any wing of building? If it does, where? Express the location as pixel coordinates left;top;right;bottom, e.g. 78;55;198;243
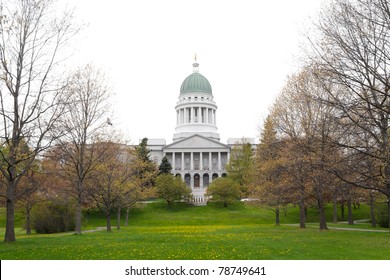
147;59;254;205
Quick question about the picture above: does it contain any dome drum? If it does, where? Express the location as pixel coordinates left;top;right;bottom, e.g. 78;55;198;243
174;61;219;142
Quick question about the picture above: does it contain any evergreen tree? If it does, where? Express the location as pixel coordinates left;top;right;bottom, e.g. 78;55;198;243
135;138;151;162
133;138;158;194
159;156;172;174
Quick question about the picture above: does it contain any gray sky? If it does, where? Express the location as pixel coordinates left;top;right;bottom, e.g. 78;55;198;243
65;0;323;144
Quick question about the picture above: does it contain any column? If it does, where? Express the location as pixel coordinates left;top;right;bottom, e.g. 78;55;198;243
181;153;185;170
172;152;175;171
200;152;203;170
191;107;195;124
205;108;209;124
199;107;202;123
218;152;221;170
209;152;212;170
190;152;194;170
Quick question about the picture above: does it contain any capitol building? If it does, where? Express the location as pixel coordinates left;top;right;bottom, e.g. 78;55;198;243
147;59;254;205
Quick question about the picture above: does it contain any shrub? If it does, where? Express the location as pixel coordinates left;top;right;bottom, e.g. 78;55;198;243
32;200;76;233
376;204;389;228
155;174;192;207
207;177;241;207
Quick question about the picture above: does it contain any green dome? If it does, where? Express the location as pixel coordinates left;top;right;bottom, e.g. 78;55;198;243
180;72;212;95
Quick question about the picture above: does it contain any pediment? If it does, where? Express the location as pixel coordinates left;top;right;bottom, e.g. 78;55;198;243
164;134;230;150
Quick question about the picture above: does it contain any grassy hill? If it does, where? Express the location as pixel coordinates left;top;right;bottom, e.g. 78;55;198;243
0;201;389;260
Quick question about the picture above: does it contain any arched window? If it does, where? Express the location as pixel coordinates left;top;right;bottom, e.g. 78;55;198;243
184;173;191;187
203;174;210;187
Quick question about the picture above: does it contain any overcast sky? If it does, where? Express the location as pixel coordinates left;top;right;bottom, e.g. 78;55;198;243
64;0;323;144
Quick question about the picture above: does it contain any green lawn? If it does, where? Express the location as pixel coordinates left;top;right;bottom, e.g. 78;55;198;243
0;202;389;260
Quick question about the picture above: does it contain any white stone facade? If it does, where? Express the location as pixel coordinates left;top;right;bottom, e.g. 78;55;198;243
148;61;233;205
164;134;230;205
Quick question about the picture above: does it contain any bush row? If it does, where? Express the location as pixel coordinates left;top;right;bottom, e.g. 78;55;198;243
32;200;76;234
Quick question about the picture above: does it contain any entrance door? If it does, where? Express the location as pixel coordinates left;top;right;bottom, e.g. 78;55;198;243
194;174;200;188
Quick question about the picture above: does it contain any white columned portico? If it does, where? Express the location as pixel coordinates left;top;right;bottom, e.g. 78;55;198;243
200;152;203;170
209;152;212;170
172;152;175;170
181;153;185;170
218;152;221;170
190;152;194;170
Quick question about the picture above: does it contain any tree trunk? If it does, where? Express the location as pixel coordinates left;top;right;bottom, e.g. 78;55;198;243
299;188;306;228
299;201;306;228
318;199;328;230
106;213;111;232
388;198;390;233
347;198;354;225
117;206;121;230
341;203;345;220
223;201;228;208
75;194;82;234
369;193;376;227
125;207;129;227
26;207;31;235
333;196;338;223
275;207;280;226
4;181;16;242
75;179;83;234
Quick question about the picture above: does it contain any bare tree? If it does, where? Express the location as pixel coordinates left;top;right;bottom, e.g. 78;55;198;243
272;67;341;230
252;116;293;226
0;0;78;242
308;0;390;229
15;166;44;235
54;64;112;234
87;141;134;232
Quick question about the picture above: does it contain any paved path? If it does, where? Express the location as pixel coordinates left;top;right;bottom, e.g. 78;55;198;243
81;227;106;233
285;223;389;233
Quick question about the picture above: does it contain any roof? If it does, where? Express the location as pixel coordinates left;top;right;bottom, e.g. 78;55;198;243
144;139;166;146
164;134;231;150
180;63;212;95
